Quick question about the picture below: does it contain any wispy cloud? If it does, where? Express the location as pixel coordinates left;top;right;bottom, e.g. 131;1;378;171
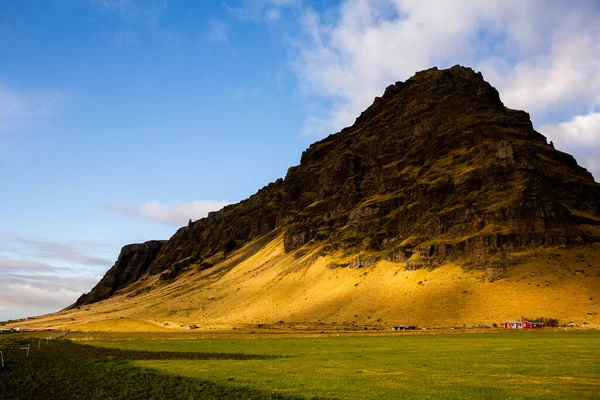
208;18;229;44
90;0;175;48
0;274;101;315
107;200;230;226
0;233;113;319
1;284;86;309
90;0;162;21
224;0;301;22
0;233;113;267
0;88;28;119
231;87;260;101
0;252;105;320
0;258;57;274
0;85;63;132
91;0;132;14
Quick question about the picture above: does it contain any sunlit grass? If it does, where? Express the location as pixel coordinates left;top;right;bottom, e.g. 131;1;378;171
89;331;600;399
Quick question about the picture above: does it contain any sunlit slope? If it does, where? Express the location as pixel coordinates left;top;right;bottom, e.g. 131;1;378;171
16;233;600;332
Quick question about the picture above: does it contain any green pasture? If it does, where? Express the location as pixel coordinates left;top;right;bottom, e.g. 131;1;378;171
0;337;293;399
86;331;600;399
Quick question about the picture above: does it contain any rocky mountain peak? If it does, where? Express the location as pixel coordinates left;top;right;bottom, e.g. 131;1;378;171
354;65;503;127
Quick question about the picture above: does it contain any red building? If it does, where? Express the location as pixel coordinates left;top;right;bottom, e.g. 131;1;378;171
522;320;544;329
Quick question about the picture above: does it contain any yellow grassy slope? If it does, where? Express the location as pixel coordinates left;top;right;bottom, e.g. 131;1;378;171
16;235;600;331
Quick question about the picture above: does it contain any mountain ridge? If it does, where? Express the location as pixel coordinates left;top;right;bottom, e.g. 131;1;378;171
74;65;600;309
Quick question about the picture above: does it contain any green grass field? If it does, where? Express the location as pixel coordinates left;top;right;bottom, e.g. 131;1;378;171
86;331;600;399
0;336;297;399
1;331;599;399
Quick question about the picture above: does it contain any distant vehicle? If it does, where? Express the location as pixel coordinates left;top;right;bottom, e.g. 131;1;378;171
504;321;522;329
391;325;418;331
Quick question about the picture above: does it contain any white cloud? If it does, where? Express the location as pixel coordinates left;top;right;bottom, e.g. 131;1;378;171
0;234;115;319
0;256;104;320
479;34;600;115
1;283;83;309
540;113;600;148
539;112;600;180
0;276;99;312
581;156;600;182
108;200;230;226
290;1;600;136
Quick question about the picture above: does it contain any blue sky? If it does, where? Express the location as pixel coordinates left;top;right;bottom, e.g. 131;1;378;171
1;0;599;320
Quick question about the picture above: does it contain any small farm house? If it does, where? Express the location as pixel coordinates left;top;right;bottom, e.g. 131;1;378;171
522;320;544;329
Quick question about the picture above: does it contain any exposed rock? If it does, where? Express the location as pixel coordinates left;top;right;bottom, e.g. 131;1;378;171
160;254;200;281
405;259;430;271
72;240;166;307
486;267;506;282
283;224;313;252
349;256;379;269
385;248;412;262
496;140;514;164
327;262;348;270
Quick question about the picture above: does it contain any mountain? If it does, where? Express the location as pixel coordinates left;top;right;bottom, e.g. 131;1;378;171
42;66;600;330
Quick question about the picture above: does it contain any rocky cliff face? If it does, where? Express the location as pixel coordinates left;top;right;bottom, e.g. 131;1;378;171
73;240;166;307
77;65;600;306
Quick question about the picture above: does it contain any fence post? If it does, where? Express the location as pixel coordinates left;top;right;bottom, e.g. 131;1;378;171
38;339;41;350
20;344;30;357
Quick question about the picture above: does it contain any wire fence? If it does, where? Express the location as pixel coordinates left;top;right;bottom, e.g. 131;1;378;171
0;332;68;370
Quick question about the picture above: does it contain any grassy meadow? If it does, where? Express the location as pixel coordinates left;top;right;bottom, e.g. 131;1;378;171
0;335;295;400
2;330;599;399
61;331;600;398
88;331;600;399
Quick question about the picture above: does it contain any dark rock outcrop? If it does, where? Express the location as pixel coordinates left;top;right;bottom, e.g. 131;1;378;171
72;240;166;307
80;65;600;305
